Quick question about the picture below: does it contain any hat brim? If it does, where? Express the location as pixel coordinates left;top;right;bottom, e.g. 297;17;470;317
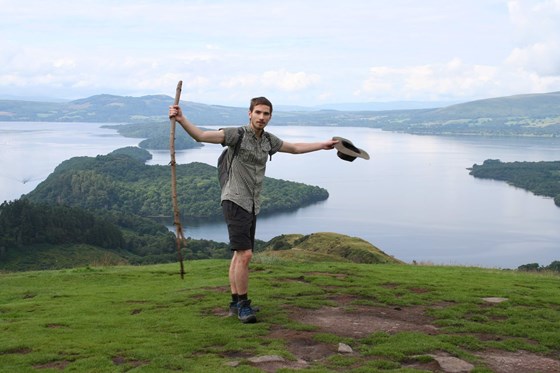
333;136;370;161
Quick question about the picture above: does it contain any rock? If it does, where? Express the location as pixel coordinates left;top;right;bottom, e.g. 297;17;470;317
482;297;508;303
430;355;474;373
338;343;353;354
248;355;285;364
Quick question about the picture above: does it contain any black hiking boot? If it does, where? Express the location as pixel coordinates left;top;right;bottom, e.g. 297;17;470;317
237;299;257;323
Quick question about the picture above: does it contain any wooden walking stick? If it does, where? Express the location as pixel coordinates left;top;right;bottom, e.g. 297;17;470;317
169;80;186;279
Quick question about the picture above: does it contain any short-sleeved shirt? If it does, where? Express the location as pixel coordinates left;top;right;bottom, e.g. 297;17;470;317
220;125;283;214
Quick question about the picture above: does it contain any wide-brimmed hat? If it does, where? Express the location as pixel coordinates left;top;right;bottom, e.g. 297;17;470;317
333;136;370;162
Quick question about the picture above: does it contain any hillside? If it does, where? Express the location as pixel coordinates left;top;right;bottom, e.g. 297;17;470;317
1;260;559;372
2;91;560;136
260;232;402;264
427;91;560;119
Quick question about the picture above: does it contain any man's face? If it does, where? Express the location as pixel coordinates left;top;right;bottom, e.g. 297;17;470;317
249;104;272;132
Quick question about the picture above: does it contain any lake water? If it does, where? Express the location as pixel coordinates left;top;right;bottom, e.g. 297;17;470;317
2;121;560;269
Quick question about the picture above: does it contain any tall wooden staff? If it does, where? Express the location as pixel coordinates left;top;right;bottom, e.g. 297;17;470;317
169;81;186;279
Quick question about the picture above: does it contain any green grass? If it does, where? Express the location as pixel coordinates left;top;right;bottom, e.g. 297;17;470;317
1;259;559;372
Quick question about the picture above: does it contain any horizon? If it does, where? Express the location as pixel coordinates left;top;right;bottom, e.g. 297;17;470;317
0;92;465;110
3;89;559;112
2;1;560;107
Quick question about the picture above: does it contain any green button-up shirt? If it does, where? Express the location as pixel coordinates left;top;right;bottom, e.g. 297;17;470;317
220;125;283;214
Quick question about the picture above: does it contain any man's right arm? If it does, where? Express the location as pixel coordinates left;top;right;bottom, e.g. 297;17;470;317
169;105;225;144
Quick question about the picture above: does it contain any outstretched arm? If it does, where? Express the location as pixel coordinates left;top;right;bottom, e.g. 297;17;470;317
279;139;338;154
169;105;225;144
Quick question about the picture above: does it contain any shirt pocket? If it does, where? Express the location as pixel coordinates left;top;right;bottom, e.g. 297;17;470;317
261;139;272;154
239;141;268;166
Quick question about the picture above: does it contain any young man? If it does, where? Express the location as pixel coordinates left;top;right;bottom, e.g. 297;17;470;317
169;97;337;323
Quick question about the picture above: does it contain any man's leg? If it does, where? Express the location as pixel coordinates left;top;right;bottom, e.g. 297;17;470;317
228;254;239;316
229;249;256;322
231;249;252;295
223;200;258;322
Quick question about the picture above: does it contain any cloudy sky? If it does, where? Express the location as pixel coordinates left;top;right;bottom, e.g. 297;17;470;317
1;0;560;106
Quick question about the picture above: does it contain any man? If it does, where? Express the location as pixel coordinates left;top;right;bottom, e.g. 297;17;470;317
169;97;337;323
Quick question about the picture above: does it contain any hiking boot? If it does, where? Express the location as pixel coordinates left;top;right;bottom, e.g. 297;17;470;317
228;301;238;317
237;299;257;323
228;301;259;317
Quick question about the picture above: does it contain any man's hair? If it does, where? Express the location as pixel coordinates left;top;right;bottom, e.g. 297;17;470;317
249;97;273;113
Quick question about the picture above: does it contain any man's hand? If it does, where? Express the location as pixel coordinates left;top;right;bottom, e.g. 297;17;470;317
168;105;184;120
322;139;338;150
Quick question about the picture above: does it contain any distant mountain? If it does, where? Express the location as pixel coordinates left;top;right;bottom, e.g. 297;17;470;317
360;91;560;136
0;94;248;124
422;91;560;119
275;100;459;111
2;91;560;136
312;100;462;111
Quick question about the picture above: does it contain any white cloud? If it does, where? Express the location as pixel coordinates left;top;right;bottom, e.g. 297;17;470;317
359;60;499;101
220;70;321;92
505;0;560;75
506;41;560;76
261;70;321;92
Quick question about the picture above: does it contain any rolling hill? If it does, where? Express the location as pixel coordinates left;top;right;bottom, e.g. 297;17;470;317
0;94;247;124
1;91;560;136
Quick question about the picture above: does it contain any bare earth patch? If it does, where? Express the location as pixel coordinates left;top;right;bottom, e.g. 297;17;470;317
291;304;439;337
112;356;150;368
268;327;335;363
251;303;560;372
476;350;560;373
33;360;70;370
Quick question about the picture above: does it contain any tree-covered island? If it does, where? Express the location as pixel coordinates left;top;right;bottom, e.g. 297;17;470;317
24;147;329;220
103;122;204;150
469;159;560;207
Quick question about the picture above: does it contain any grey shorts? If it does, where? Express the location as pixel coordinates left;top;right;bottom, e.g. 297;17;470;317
222;200;257;251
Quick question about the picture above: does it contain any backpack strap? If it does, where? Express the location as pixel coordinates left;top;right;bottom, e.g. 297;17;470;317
227;126;245;175
232;126;245;155
264;132;274;161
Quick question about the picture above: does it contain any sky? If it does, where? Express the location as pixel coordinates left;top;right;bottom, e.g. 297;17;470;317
1;0;560;107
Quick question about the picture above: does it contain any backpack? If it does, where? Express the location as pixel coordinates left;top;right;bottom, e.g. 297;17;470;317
217;127;273;189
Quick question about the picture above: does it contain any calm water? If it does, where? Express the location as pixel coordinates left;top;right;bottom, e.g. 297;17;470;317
2;121;560;268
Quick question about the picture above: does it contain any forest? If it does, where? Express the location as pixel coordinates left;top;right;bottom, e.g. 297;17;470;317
0;198;236;271
469;159;560;207
24;147;329;219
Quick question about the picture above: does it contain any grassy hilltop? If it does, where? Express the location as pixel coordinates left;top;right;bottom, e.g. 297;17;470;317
1;251;559;372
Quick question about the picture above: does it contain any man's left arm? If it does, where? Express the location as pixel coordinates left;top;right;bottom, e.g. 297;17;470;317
279;139;338;154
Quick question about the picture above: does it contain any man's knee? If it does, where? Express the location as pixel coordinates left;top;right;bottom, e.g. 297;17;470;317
236;249;253;264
